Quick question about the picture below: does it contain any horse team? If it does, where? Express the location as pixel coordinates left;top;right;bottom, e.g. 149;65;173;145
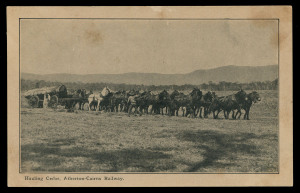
75;86;261;120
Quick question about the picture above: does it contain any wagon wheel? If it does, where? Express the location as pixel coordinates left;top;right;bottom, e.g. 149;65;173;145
82;102;90;111
49;95;58;108
74;102;81;110
28;96;39;108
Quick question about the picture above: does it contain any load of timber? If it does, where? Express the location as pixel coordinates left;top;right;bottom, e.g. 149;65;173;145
23;85;67;98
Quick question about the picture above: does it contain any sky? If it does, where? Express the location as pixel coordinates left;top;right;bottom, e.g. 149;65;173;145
20;19;278;75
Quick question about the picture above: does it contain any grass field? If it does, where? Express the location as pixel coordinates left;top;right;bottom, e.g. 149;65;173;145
20;90;278;173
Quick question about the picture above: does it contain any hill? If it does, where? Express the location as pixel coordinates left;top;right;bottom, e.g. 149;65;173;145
21;65;278;85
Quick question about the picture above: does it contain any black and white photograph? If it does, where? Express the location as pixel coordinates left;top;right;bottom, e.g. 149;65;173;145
19;18;279;173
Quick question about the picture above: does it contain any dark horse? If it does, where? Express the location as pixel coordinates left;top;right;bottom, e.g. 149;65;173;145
197;91;214;118
157;90;171;115
136;90;153;114
169;90;181;116
234;91;261;120
147;92;160;115
209;89;247;119
169;90;191;116
99;92;114;112
62;89;87;110
222;89;247;119
189;88;203;117
110;90;127;112
208;95;225;119
74;89;87;110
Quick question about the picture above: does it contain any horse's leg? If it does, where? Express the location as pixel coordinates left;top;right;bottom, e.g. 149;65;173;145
246;108;250;120
235;109;242;119
184;108;187;117
128;105;132;116
215;110;220;119
185;108;189;117
134;106;138;115
224;110;229;119
71;101;75;110
235;109;241;119
204;107;208;118
199;108;203;118
139;106;143;116
216;110;220;118
97;100;101;111
88;102;92;111
232;110;235;119
128;105;131;115
236;110;239;119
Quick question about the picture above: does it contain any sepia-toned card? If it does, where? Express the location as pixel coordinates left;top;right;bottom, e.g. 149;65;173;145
7;6;293;187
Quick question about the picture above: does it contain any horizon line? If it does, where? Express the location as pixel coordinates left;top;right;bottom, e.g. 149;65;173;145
21;64;278;76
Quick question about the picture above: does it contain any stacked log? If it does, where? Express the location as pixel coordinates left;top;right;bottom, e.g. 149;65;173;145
23;85;67;97
23;85;67;108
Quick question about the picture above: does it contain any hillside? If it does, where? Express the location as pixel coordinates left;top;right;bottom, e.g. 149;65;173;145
21;65;278;85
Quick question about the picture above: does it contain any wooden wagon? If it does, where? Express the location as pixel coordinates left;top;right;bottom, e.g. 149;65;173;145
23;85;68;108
23;85;88;109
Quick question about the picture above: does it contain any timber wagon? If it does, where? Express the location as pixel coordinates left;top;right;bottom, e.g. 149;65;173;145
23;85;88;109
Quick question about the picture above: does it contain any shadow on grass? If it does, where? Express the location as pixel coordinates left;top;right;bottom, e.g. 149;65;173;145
176;130;276;172
21;139;174;172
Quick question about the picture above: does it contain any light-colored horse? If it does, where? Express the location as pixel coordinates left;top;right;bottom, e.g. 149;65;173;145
87;86;111;111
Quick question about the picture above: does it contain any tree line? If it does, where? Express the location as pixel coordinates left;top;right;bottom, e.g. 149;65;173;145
21;78;278;92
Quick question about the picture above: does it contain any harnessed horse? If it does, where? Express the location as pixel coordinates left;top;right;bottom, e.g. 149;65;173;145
87;86;112;111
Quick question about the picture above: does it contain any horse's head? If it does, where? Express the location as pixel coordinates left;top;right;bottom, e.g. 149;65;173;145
209;91;217;99
159;90;170;101
190;88;202;99
249;91;261;103
82;89;86;97
76;89;86;98
101;86;111;97
128;89;137;96
121;90;126;95
204;91;213;102
139;90;147;96
170;90;180;99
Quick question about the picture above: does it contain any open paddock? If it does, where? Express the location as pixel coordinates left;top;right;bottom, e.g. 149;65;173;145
20;90;278;173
